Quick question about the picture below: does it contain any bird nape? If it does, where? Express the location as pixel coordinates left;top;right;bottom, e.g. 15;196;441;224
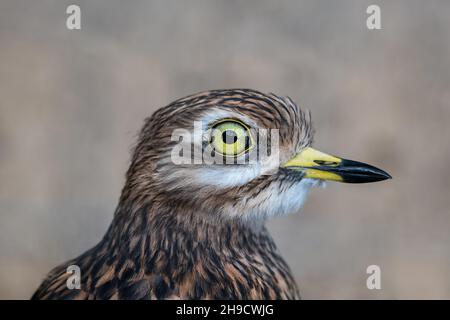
32;89;391;300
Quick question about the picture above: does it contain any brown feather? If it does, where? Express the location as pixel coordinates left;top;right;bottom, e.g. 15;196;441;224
32;89;311;300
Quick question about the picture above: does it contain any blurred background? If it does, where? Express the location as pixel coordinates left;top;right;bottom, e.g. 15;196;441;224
1;0;450;299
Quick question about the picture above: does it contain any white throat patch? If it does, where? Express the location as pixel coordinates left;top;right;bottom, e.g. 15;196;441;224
239;178;321;221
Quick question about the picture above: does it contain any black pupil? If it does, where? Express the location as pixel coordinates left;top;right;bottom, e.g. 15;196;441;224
222;130;238;144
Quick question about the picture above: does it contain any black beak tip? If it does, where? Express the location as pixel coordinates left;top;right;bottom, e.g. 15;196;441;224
339;160;392;183
373;169;392;182
371;165;392;181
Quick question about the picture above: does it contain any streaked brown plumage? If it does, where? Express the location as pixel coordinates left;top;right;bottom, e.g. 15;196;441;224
32;89;390;300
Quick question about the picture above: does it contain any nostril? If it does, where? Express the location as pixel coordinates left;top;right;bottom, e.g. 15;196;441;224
314;160;338;166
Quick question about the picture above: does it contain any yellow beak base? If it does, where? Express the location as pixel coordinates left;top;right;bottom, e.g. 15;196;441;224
281;147;391;183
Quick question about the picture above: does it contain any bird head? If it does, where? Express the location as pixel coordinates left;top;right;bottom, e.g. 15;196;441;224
125;89;391;222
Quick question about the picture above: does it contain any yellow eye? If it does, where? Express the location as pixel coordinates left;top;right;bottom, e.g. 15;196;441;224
210;119;253;157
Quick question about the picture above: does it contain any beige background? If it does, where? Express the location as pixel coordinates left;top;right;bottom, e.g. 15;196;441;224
1;0;449;299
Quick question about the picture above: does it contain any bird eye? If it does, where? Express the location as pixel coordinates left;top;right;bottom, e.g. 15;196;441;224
210;120;252;157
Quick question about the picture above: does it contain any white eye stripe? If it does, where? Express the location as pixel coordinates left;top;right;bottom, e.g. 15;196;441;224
197;165;262;187
200;109;259;131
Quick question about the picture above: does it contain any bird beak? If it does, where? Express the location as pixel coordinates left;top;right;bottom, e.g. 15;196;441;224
281;147;391;183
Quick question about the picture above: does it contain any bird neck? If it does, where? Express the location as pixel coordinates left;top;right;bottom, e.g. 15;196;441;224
93;198;299;299
103;198;269;264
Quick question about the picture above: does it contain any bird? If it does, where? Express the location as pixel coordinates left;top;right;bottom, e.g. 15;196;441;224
32;89;391;300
